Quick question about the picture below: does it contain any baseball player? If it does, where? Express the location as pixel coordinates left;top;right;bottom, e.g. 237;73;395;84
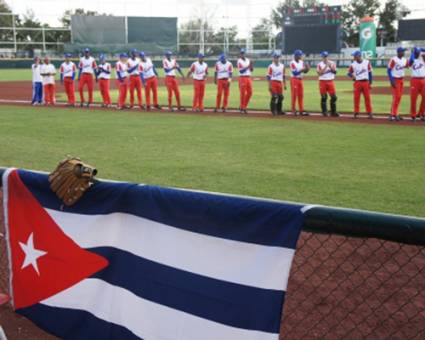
237;48;253;114
163;51;185;111
139;51;160;110
78;48;97;107
116;53;129;110
96;54;112;107
187;53;208;112
127;49;144;109
266;52;286;115
214;53;233;112
290;50;310;116
347;51;373;119
408;47;425;121
387;47;408;121
316;51;339;117
60;53;77;106
31;56;43;105
39;56;56;106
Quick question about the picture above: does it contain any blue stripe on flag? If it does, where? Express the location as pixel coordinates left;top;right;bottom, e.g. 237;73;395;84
18;304;140;339
18;169;304;248
89;246;284;333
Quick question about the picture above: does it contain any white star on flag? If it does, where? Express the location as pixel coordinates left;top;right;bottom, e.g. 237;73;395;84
19;233;47;276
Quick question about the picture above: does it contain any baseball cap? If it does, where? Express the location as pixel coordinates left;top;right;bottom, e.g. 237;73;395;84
84;48;90;53
99;54;106;60
240;48;246;54
64;53;72;58
320;51;329;57
272;52;281;58
396;47;406;53
351;50;361;57
130;48;138;54
197;53;205;58
120;52;128;58
219;53;226;60
165;51;173;56
139;51;145;57
294;49;303;56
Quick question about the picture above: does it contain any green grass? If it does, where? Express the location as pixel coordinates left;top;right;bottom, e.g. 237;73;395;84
0;67;409;114
0;105;424;217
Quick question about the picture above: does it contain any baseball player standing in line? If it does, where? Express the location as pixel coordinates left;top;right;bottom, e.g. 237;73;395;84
347;51;373;119
387;47;408;121
127;49;144;109
187;53;208;112
39;56;56;106
290;50;310;116
316;51;339;117
214;53;233;112
97;54;112;107
266;52;286;116
78;48;97;107
116;53;129;110
163;51;185;111
31;56;43;105
60;53;77;106
139;52;161;110
408;47;425;121
237;48;253;114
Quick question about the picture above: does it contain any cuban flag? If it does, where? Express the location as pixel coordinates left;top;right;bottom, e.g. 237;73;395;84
2;168;304;339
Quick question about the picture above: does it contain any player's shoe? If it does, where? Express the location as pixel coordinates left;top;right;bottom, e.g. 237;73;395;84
293;111;299;116
421;116;425;121
368;113;374;119
213;108;218;113
169;107;174;112
301;112;309;116
86;103;91;108
154;105;162;110
321;112;328;117
330;112;340;117
395;115;403;121
140;105;146;110
353;112;359;119
411;117;416;122
178;107;186;111
221;108;226;113
80;102;84;107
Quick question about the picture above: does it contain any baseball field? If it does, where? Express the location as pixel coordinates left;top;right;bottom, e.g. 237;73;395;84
0;67;424;217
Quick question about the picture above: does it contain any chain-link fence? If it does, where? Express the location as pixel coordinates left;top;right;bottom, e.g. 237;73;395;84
1;188;424;340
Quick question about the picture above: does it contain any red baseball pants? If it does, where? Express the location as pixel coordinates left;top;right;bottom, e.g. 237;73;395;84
319;80;336;96
98;79;111;105
216;79;230;109
43;84;55;105
145;77;158;107
63;77;75;105
270;80;283;95
290;78;304;112
165;76;181;108
129;75;143;107
390;78;404;116
117;80;128;108
238;77;252;109
410;77;425;118
78;73;94;104
353;81;372;113
193;79;206;110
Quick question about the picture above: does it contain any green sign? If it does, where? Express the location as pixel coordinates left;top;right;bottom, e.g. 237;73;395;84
359;19;376;59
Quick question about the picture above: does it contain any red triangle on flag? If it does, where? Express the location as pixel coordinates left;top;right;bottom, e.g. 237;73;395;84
6;170;108;309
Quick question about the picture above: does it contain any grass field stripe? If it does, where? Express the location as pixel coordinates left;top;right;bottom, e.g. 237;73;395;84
41;278;280;340
45;209;295;291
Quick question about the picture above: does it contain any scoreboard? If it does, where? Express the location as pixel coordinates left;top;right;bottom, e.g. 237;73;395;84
281;6;342;54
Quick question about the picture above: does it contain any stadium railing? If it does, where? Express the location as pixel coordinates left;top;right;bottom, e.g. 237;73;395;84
0;167;424;339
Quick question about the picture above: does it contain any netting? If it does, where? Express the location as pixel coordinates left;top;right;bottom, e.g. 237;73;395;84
1;189;424;339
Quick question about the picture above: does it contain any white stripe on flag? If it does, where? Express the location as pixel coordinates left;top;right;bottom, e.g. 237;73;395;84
41;278;279;340
46;209;294;291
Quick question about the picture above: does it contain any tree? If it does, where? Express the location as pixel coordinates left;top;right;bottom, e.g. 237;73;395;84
341;0;380;46
178;18;215;55
60;8;103;28
0;0;17;47
212;26;238;54
378;0;410;44
271;0;302;29
251;19;273;50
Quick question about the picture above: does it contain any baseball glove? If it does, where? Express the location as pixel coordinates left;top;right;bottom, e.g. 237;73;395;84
48;157;98;206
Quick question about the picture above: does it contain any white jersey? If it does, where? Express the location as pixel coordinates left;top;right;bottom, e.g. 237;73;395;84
60;61;76;78
215;61;233;79
98;62;112;80
79;56;97;74
40;63;56;85
32;63;42;83
139;58;156;79
267;63;285;81
410;54;425;78
190;61;208;80
317;60;337;81
127;57;141;76
237;58;252;77
163;58;179;77
290;60;305;79
388;57;408;78
115;61;128;79
348;60;372;81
